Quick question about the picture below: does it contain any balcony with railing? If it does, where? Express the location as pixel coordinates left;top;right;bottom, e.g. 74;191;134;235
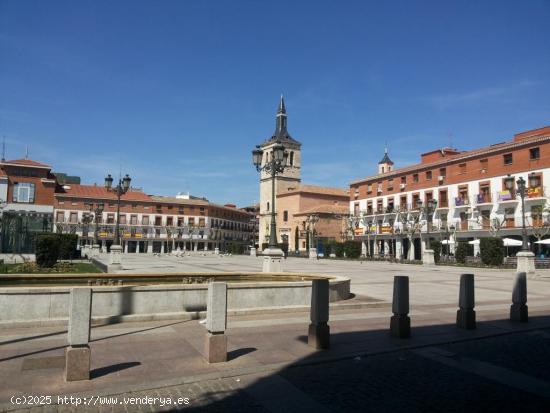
454;197;470;208
475;193;492;205
437;198;449;209
497;189;517;202
526;186;545;201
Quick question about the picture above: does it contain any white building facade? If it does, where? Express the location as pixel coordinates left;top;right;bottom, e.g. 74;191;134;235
349;126;550;260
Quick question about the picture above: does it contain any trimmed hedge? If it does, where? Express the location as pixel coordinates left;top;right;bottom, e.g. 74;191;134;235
480;237;504;266
455;241;473;264
57;234;79;260
343;240;362;258
431;240;441;263
36;234;60;267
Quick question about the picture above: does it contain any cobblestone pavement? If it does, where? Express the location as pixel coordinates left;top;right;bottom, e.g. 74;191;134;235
5;328;550;413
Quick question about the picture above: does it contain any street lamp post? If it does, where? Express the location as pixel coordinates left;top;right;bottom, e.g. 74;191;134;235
105;174;131;246
418;198;438;265
252;141;289;272
104;173;131;267
441;223;455;260
515;176;536;273
517;177;530;252
88;202;104;257
306;214;319;259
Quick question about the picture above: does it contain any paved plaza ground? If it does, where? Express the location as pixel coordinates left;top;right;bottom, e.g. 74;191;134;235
1;255;550;412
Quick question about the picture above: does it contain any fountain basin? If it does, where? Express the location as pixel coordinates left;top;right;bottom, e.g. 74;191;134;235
0;272;350;326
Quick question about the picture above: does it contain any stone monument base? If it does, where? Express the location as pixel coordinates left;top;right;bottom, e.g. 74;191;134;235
250;247;256;257
516;251;535;274
456;308;476;329
205;332;227;363
390;314;410;338
308;323;330;349
262;247;284;272
91;244;100;258
65;345;90;382
510;303;528;322
308;248;317;260
422;249;435;266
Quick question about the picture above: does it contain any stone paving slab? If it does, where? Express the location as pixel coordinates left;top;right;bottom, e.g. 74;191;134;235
2;258;550;412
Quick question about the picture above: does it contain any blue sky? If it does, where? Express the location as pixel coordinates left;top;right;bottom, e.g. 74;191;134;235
1;0;549;206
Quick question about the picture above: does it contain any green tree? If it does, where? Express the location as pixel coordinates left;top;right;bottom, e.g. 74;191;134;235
455;241;473;264
480;237;504;266
35;234;60;268
343;240;361;258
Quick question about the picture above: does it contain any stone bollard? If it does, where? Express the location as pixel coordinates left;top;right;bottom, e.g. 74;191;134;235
308;279;330;349
250;247;256;257
91;244;100;258
457;273;476;329
65;288;92;381
510;272;528;322
109;245;123;269
390;276;410;338
205;282;228;363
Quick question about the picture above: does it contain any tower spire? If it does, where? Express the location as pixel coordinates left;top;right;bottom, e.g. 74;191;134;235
274;95;288;137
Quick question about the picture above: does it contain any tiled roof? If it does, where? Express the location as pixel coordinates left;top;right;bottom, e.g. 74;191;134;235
350;131;550;185
2;158;51;168
295;204;350;216
55;184;152;202
150;196;209;206
280;184;349;197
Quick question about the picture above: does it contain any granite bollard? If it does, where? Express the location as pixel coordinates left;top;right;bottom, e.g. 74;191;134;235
65;288;92;381
510;272;528;322
390;276;410;338
205;282;228;363
308;279;330;349
457;273;476;329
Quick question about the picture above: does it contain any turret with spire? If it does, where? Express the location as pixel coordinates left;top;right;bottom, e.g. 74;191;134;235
262;95;301;146
378;146;394;174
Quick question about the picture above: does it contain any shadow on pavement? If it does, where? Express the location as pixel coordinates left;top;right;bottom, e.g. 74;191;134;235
91;362;142;379
228;347;257;361
177;315;550;413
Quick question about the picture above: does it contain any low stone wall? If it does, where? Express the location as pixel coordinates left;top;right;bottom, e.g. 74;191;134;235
0;274;350;326
0;253;35;264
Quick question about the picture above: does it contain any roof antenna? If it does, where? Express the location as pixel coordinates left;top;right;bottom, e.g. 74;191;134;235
1;137;5;162
25;145;29;159
448;132;453;149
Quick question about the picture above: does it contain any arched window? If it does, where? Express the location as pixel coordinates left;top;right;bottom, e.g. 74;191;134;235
290;151;294;166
